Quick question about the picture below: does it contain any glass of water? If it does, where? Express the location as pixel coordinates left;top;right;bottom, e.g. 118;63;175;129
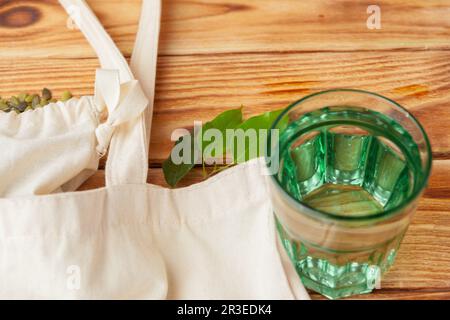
266;89;432;299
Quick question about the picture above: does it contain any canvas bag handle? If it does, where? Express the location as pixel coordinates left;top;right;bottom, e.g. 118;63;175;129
58;0;161;186
131;0;161;158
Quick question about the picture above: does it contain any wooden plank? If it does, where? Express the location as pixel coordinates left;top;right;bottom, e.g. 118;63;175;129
1;51;449;162
310;289;450;300
0;0;141;59
151;51;450;161
157;0;450;54
1;0;450;58
156;0;450;54
382;209;450;289
0;58;98;98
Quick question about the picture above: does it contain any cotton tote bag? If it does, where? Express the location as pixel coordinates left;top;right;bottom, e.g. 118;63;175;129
0;0;309;300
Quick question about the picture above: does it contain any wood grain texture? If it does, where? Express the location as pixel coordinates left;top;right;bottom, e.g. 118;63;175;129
157;0;450;54
151;51;450;162
311;289;450;300
0;0;140;59
2;0;450;58
1;51;450;162
1;0;449;300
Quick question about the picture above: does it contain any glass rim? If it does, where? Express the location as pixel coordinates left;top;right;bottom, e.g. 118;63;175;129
266;88;433;222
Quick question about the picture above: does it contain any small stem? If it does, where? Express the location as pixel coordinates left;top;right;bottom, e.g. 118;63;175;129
208;163;236;177
202;161;208;178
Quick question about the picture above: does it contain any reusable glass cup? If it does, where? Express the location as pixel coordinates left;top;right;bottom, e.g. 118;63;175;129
266;89;432;299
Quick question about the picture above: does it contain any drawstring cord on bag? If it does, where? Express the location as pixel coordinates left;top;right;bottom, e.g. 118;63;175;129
93;69;149;157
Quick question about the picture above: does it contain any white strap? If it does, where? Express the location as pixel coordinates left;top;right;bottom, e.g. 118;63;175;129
131;0;162;151
59;0;150;186
59;0;133;83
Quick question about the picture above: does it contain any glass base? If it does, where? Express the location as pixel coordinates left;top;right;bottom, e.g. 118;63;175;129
276;218;402;299
296;256;381;299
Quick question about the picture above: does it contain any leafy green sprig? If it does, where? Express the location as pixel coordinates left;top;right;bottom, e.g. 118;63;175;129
163;107;286;187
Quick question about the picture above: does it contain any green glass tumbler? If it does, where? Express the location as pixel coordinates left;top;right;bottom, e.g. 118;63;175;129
266;89;432;299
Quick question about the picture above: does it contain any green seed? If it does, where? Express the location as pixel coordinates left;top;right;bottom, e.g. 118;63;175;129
39;99;48;107
31;95;41;108
18;93;27;102
25;94;34;103
16;102;28;113
1;89;75;112
42;88;52;101
61;91;72;102
9;96;20;107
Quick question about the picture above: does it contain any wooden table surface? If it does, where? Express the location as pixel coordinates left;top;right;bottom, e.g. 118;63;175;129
0;0;449;300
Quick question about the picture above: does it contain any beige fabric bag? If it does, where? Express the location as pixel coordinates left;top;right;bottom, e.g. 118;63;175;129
0;98;99;196
0;0;148;197
0;0;309;300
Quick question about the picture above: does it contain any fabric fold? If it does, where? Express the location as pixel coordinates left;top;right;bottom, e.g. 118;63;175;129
93;69;149;156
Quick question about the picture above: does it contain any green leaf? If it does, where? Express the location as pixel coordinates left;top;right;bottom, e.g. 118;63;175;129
163;108;243;187
162;106;289;187
231;108;287;163
162;136;199;187
204;107;243;133
238;108;285;131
